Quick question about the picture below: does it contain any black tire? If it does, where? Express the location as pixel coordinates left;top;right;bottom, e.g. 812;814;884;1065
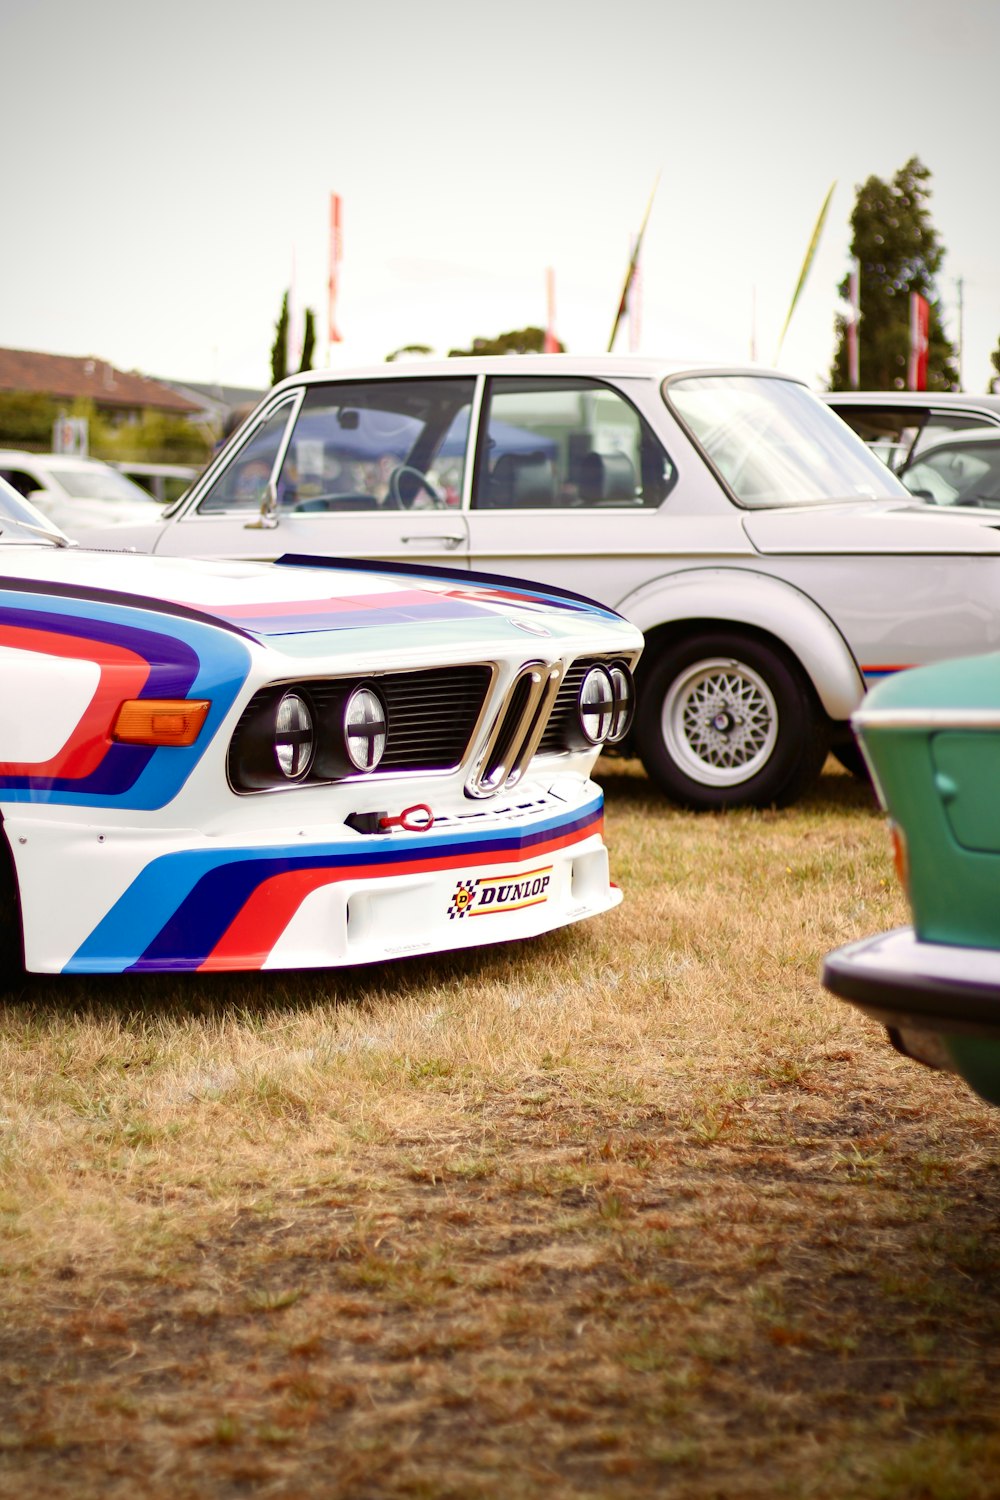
831;739;870;781
0;829;24;988
634;632;830;810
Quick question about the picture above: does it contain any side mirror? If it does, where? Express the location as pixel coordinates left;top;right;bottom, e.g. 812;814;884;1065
244;477;280;530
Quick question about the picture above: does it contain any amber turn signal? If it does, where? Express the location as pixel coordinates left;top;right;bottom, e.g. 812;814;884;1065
112;699;211;747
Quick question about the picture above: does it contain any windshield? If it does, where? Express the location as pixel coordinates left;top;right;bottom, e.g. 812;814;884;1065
53;465;158;504
665;375;909;508
902;436;1000;509
0;476;69;544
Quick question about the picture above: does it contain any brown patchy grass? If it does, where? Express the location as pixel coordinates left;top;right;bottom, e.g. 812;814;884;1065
2;758;1000;1498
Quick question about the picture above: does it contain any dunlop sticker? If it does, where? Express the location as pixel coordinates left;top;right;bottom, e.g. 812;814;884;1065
448;865;553;920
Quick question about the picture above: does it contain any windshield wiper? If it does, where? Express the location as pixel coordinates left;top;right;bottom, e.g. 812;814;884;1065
0;520;73;546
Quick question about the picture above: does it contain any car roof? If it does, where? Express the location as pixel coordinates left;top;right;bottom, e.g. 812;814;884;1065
823;390;1000;414
270;354;801;393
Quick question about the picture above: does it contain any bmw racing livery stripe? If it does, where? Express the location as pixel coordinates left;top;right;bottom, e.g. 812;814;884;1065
273;555;628;625
0;587;250;808
65;797;606;973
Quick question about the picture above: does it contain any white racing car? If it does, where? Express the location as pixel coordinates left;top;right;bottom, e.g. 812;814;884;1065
0;480;641;975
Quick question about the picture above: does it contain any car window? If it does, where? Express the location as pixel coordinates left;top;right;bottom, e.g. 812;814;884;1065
830;403;1000;472
912;413;993;459
471;378;675;510
829;406;927;470
51;466;156;503
904;444;1000;507
269;379;475;513
0;468;42;500
197;400;298;513
670;376;906;507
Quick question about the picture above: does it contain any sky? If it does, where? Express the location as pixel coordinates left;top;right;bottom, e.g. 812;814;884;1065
2;0;999;395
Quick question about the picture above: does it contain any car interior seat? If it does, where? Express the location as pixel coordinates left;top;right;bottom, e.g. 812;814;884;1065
487;452;557;507
579;451;637;504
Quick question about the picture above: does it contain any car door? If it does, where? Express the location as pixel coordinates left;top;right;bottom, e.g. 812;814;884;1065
152;379;474;567
461;374;747;607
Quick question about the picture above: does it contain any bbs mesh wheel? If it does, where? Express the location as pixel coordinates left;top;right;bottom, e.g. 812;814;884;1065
635;632;830;809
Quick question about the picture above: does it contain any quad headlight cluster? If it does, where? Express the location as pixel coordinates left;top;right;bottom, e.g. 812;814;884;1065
229;683;389;791
568;661;634;749
229;658;635;795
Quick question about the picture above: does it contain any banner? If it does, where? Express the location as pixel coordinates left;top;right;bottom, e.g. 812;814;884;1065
908;291;929;391
847;259;860;389
328;193;343;346
628;234;642;352
608;172;660;353
773;180;836;364
544;266;559;353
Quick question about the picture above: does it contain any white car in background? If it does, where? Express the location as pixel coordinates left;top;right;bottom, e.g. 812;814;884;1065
112;459;200;505
77;355;1000;810
0;450;163;536
823;390;1000;473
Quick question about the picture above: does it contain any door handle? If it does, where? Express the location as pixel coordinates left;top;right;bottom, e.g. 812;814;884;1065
401;534;465;549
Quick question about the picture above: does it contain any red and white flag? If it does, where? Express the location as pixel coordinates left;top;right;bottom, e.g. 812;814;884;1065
328;193;343;347
544;266;559;353
908;291;929;391
847;259;860;389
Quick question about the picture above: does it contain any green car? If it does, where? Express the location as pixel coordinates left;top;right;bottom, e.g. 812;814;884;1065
823;653;1000;1107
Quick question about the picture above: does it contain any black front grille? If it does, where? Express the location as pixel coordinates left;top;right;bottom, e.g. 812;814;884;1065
310;666;492;770
229;664;492;789
537;660;592;754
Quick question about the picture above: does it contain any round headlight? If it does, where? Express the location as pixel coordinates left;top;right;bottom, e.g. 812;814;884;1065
344;685;387;772
577;664;615;746
274;691;314;780
607;662;634;743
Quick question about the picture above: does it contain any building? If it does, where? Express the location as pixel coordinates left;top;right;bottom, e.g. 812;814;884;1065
0;346;203;424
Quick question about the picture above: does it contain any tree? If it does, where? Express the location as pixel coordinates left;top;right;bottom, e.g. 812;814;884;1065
270;291;290;386
989;338;1000;395
386;344;434;362
0;392;58;447
299;308;316;373
829;157;959;392
447;326;564;357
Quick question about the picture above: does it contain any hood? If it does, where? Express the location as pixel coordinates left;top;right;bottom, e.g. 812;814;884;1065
0;546;640;658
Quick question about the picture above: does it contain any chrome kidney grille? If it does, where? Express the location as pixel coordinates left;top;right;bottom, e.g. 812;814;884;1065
467;662;563;798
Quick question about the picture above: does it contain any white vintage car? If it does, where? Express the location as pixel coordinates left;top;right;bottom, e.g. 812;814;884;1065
0;479;641;976
79;355;1000;809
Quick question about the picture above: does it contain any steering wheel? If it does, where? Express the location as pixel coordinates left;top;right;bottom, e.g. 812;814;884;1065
387;465;446;509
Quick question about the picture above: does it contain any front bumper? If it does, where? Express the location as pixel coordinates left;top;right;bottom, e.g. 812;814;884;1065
823;927;1000;1106
10;784;618;973
823;927;1000;1038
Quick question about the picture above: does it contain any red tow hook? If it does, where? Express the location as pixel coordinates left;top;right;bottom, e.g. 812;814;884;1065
379;804;435;832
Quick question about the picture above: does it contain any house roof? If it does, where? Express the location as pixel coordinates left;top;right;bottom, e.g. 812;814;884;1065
0;347;201;415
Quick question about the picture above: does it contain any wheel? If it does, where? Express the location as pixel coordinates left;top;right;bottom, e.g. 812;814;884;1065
635;633;830;809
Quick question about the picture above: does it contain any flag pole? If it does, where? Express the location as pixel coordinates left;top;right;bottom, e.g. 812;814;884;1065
608;171;660;354
773;181;836;365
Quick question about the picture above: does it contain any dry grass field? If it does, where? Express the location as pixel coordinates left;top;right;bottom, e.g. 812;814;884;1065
2;757;1000;1499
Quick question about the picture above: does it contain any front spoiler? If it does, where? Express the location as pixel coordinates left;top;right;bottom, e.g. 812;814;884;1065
823;927;1000;1039
10;786;619;973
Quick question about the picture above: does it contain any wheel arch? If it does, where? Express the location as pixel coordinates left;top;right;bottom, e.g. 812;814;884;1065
620;567;865;722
